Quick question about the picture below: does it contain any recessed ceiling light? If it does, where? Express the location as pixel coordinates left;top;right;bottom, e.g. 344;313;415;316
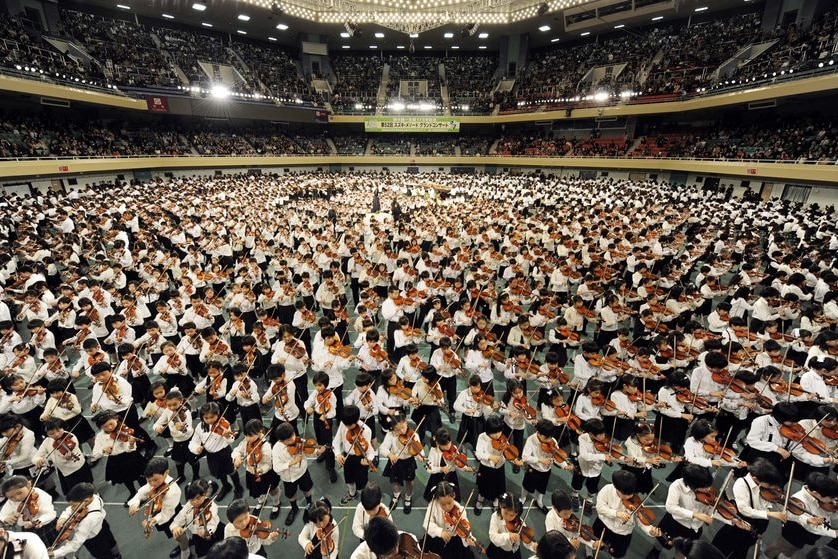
478;32;489;39
451;45;459;49
276;23;289;30
614;24;624;28
237;30;247;35
268;36;277;41
580;31;590;36
116;4;130;9
410;33;419;38
444;32;454;38
652;16;663;20
539;25;551;31
694;6;708;11
375;32;385;38
340;32;350;38
424;45;432;49
162;13;174;19
478;45;487;49
192;3;206;11
396;45;405;49
550;37;560;42
201;22;212;27
342;45;350;49
370;45;377;49
237;14;250;21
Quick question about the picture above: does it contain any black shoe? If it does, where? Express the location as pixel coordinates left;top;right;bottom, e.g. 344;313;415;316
285;507;298;526
122;500;130;508
571;494;580;511
164;447;173;457
537;504;549;515
234;487;244;499
316;453;327;463
328;469;338;483
473;503;482;516
512;465;520;474
389;496;399;510
404;498;412;514
270;506;281;520
169;546;181;558
216;485;231;502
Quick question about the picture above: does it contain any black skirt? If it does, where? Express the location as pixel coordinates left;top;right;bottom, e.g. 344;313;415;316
105;450;146;485
780;518;823;547
382;457;418;484
424;470;460;502
246;469;280;497
657;512;701;549
485;544;519;559
57;464;94;496
476;463;506;502
171;439;199;465
66;413;96;444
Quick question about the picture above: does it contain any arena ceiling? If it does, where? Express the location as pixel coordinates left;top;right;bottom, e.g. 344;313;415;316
68;0;751;52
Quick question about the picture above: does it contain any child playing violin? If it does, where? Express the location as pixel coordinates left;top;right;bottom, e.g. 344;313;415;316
395;343;423;388
411;365;445;443
474;415;519;516
601;376;649;442
351;485;390;541
0;475;57;546
790;404;838;482
380;413;424;514
453;375;495;450
224;498;280;557
272;422;317;525
40;378;95;448
304;371;338;483
298;504;339;559
127;457;185;557
522;419;574;513
763;472;838;559
593;470;662;558
34;419;92;497
188;402;244;502
424;428;473;502
345;373;380;447
429;337;463;420
334;405;376;505
545;490;600;556
709;458;788;559
171;479;224;559
486;492;536;559
573;418;612;510
153;389;200;484
376;369;409;434
51;482;122;559
262;365;300;442
499;379;535;473
89;411;148;507
226;363;261;428
654;372;695;454
153;341;194;397
424;481;478;559
193;360;228;411
232;420;279;514
656;464;750;555
682;419;747;473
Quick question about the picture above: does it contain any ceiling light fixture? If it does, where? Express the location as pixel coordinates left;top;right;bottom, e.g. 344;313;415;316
237;30;247;34
580;31;590;36
201;22;213;27
268;36;277;41
237;14;251;21
276;23;289;30
539;25;551;31
478;32;489;38
695;6;708;11
652;16;663;20
614;24;625;28
550;37;560;42
192;3;206;11
116;4;130;9
375;32;385;38
162;13;174;19
444;32;454;38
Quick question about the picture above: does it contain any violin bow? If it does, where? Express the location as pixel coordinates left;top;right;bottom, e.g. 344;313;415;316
137;476;181;511
241;427;275;470
555;387;581;444
625;483;660;523
201;402;234;448
592;525;606;559
18;468;46;524
391;416;427;464
179;492;219;536
50;500;88;551
331;510;350;558
516;498;536;539
447;489;476;540
781;462;795;515
716;426;734;461
420;494;437;555
785;414;830;455
709;470;735;518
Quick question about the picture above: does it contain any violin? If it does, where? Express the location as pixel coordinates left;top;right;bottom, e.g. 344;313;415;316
52;433;81;462
628;391;657;406
540;438;569;465
512;396;537;422
440;444;469;469
288;437;321;456
621;494;656;526
285;338;307;360
768;380;808;397
207;375;224;399
505;516;535;544
711;369;733;385
593;436;631;462
482;347;506;362
562;513;596;542
674;388;711;411
490;434;520;461
328;342;353;359
443;503;485;553
409;355;429;370
18;490;39;524
207;417;234;438
110;423;142;444
779;424;831;456
166;354;182;370
315;389;333;430
702;441;738;462
388;380;413;401
396;532;442;559
239;515;274;540
556;327;580;342
316;521;337;556
369;343;390;363
53;504;89;547
502;301;523;315
694;487;740;522
346;424;377;472
641;439;679;464
397;427;424;457
144;482;170;538
442;349;461;369
471;390;494;406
